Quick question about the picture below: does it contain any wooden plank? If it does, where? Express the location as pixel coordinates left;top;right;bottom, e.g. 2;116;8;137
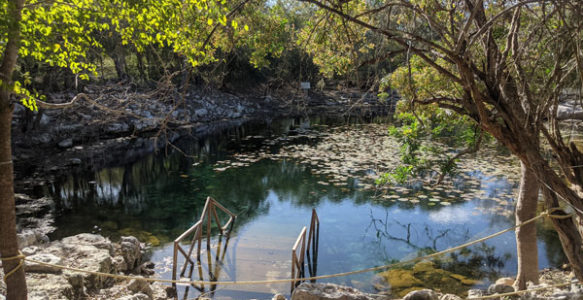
200;197;211;220
212;205;223;235
206;205;212;249
172;241;178;286
210;197;236;217
175;220;202;243
181;224;201;276
292;227;307;251
177;244;196;265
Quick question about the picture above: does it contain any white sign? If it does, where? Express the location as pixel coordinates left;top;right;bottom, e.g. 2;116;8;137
300;82;311;89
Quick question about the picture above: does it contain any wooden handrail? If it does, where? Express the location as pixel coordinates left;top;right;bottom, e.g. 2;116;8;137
172;197;236;287
291;209;320;292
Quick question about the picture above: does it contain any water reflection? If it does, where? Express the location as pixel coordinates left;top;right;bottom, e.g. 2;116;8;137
42;117;568;297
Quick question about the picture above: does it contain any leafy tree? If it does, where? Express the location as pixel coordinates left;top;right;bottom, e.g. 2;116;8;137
0;0;260;298
299;0;583;290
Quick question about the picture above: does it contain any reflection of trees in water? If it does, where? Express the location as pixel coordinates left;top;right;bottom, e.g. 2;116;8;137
537;222;568;268
365;209;510;282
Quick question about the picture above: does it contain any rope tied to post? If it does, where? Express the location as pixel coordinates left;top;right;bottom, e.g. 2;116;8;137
547;207;575;220
2;251;25;282
0;160;13;166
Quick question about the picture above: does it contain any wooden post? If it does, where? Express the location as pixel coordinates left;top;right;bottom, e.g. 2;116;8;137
171;196;236;296
172;241;178;287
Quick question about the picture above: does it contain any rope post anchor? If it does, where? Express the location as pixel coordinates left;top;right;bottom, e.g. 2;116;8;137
2;251;25;282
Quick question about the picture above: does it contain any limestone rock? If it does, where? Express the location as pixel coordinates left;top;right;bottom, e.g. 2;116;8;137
120;236;142;271
106;122;129;134
17;230;38;249
58;138;73;148
61;233;114;255
291;283;375;300
127;278;153;298
467;289;484;298
273;293;287;300
64;273;87;299
403;289;438;300
439;294;462;300
487;283;514;295
113;255;128;273
25;253;62;274
117;293;150;300
496;277;515;286
22;246;40;256
59;235;116;290
27;273;70;300
195;108;208;118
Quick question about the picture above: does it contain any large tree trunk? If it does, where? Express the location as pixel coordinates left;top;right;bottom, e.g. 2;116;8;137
0;105;27;300
0;0;28;298
541;184;583;281
514;161;540;290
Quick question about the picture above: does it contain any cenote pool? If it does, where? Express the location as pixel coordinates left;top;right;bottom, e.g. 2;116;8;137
40;116;565;299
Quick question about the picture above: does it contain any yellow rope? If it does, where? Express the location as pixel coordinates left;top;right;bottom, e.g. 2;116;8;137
2;251;25;282
20;210;551;286
547;207;575;220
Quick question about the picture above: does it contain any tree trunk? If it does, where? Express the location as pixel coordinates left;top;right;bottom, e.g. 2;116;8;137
112;42;128;82
514;161;540;290
542;185;583;281
0;105;27;300
0;0;28;298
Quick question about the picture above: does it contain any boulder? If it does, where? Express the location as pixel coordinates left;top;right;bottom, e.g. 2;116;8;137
113;255;128;273
117;293;150;300
439;294;462;300
195;108;208;118
69;158;82;165
495;277;515;286
61;233;114;255
403;289;438;300
291;283;375;300
26;274;70;300
273;293;287;300
467;289;484;298
17;230;37;248
120;236;142;271
60;234;116;290
557;101;583;120
58;138;73;148
106;122;130;134
127;278;153;298
487;283;514;295
21;246;40;256
64;273;88;299
25;253;63;273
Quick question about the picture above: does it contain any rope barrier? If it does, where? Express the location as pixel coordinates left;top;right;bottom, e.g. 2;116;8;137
0;160;12;166
19;209;559;287
1;251;25;282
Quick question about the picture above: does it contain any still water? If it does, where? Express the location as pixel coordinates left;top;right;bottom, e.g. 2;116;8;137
42;116;565;299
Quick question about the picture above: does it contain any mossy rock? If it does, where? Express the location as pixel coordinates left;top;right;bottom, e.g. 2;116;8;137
378;269;424;289
413;261;436;274
118;228;161;246
451;273;480;285
377;261;479;297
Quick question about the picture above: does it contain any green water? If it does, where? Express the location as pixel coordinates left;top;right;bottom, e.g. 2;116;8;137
43;117;565;299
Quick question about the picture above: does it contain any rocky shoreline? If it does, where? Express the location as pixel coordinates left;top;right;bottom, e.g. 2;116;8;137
11;84;391;191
